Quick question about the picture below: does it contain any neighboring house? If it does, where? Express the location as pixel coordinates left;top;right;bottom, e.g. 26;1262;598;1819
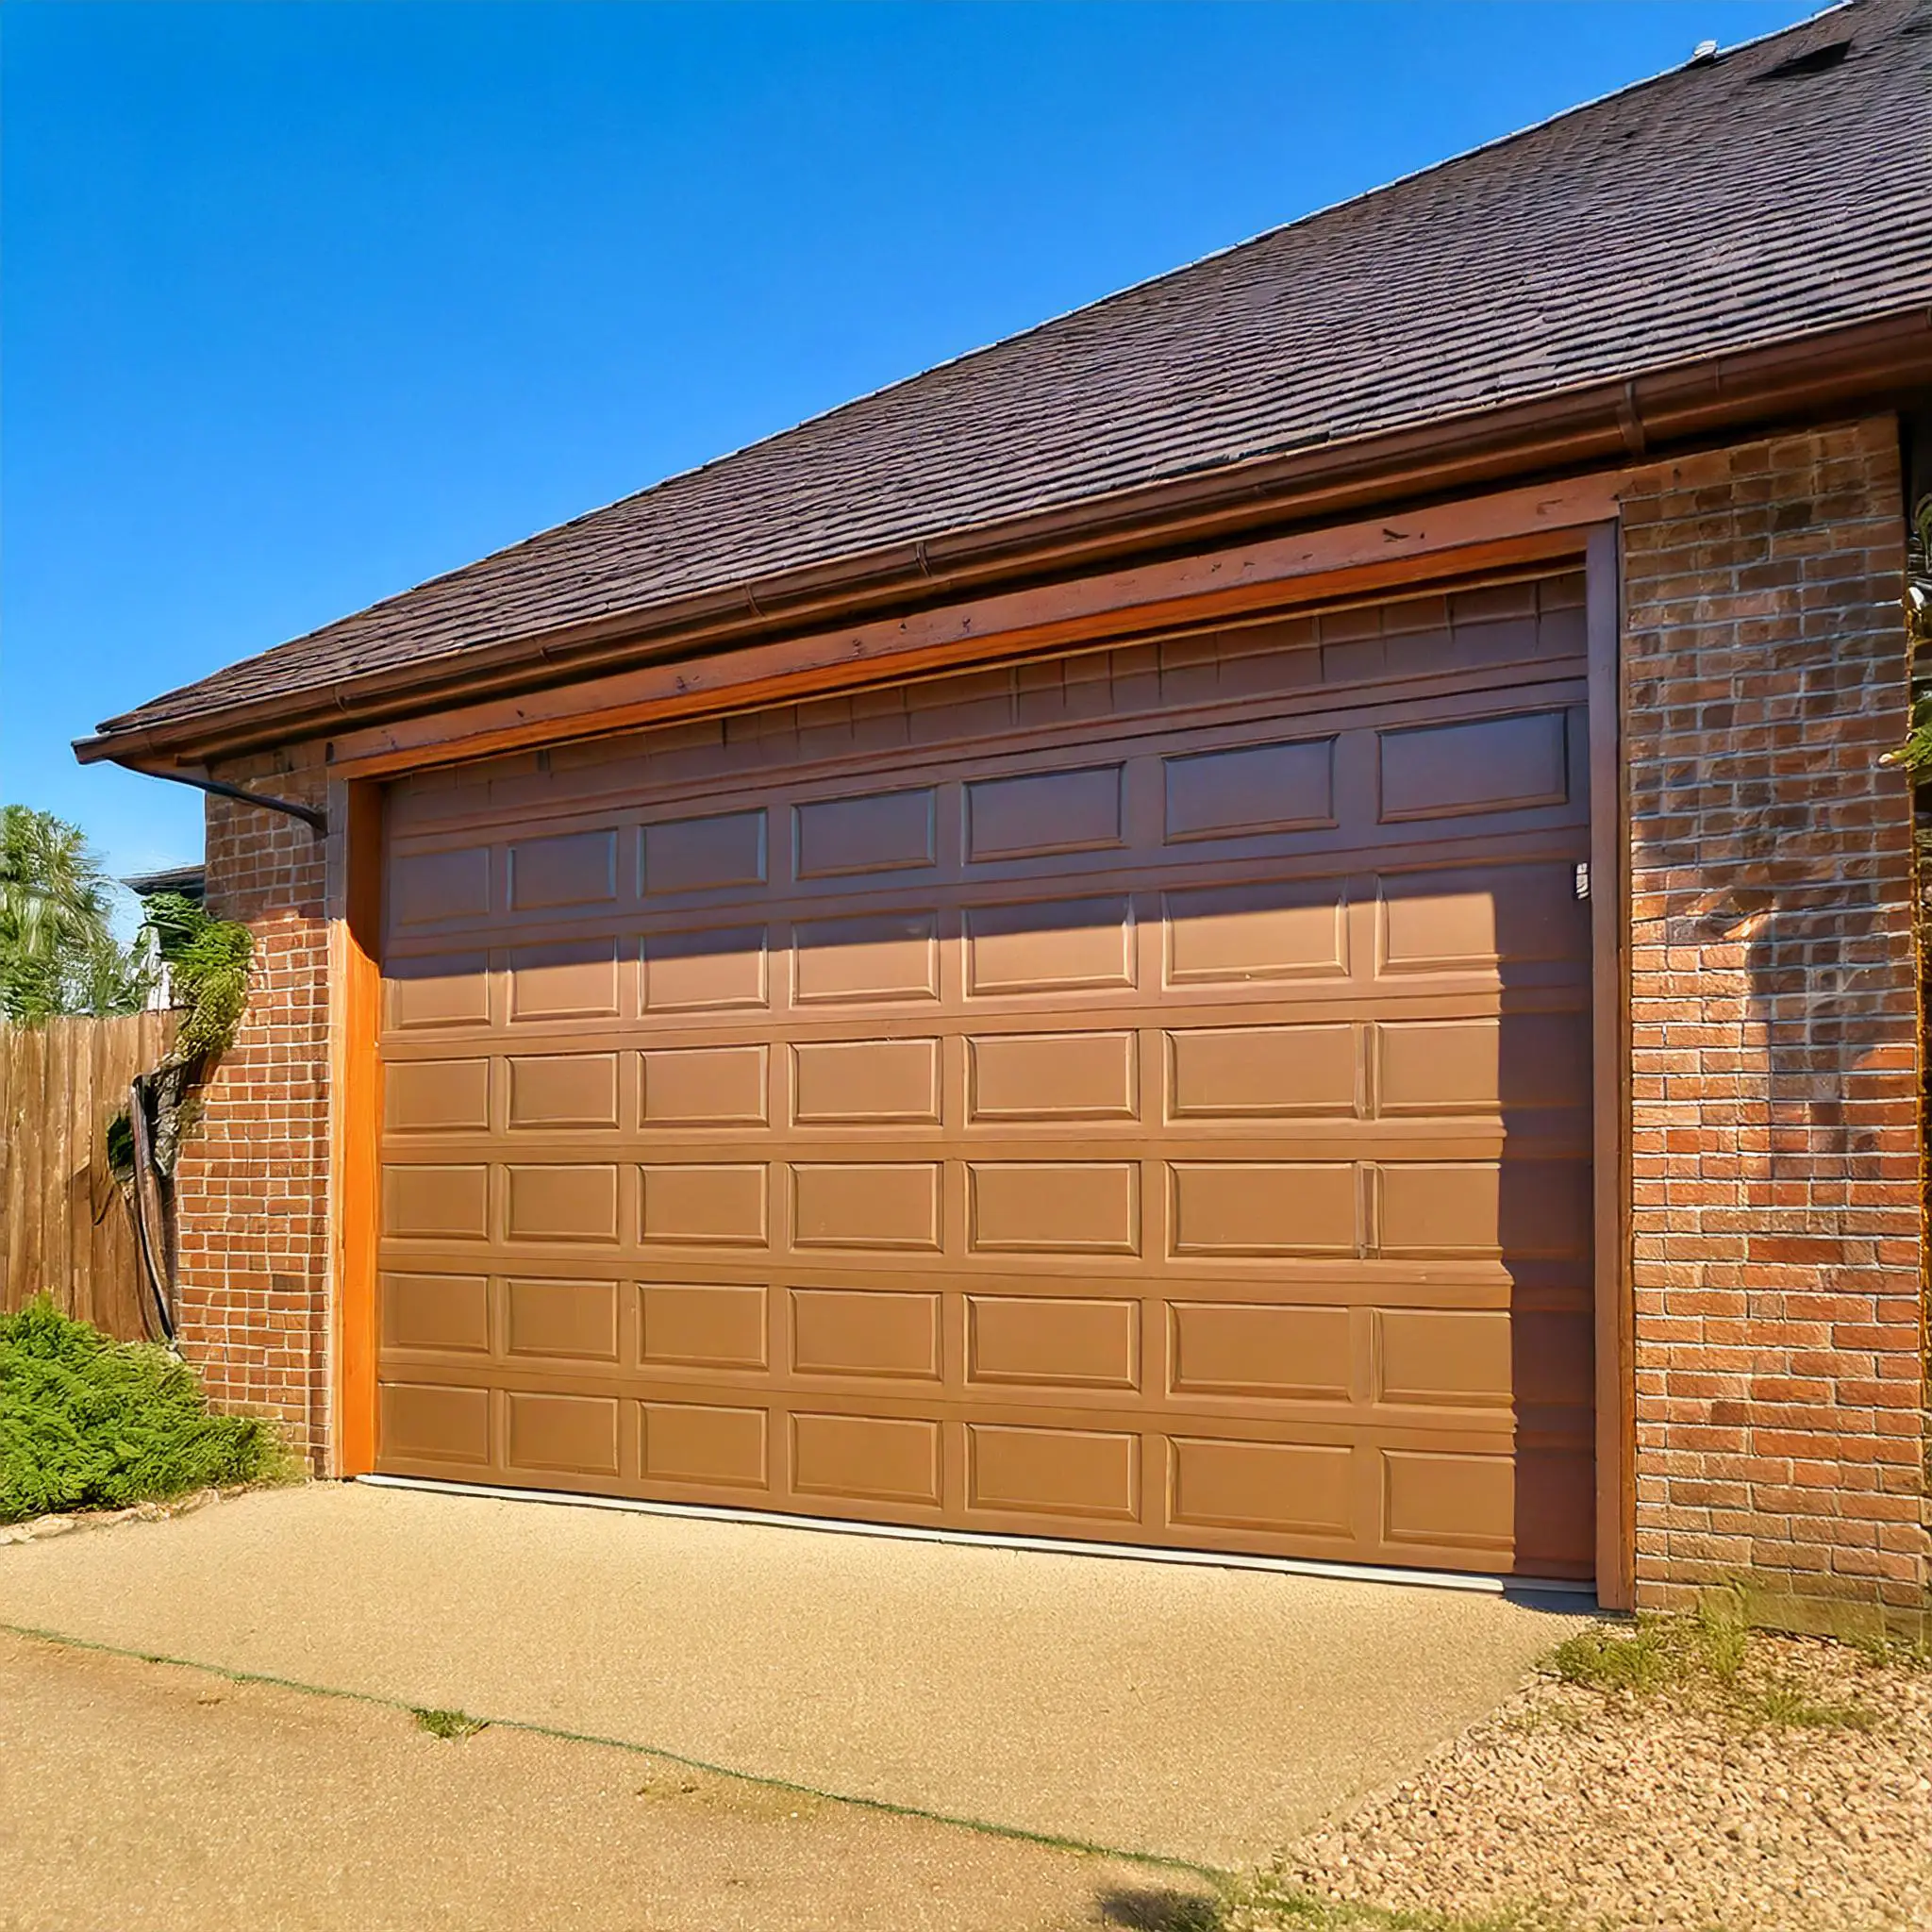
124;864;207;1010
76;0;1932;1613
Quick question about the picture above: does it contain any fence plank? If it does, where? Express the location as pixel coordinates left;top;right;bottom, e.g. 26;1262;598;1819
0;1012;178;1340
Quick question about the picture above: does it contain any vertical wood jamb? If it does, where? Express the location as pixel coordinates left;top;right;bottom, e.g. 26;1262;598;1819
1587;520;1635;1608
328;776;384;1476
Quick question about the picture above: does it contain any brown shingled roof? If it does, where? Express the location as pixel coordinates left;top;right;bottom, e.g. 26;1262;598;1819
89;0;1932;751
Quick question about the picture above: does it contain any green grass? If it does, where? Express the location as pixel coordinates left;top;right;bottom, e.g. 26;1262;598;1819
0;1294;290;1523
413;1707;488;1740
1225;1875;1584;1932
1542;1592;1881;1733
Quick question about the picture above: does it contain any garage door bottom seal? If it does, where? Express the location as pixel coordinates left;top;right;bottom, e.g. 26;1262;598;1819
356;1474;1593;1604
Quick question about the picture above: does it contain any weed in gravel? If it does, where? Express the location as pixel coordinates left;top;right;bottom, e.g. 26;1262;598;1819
1228;1874;1584;1932
1545;1619;1675;1693
1541;1610;1881;1733
1735;1678;1877;1732
412;1707;487;1740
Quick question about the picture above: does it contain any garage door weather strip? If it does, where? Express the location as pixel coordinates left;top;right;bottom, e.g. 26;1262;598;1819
357;1474;1594;1603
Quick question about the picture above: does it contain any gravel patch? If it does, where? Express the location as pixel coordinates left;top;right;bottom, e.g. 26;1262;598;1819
1234;1628;1932;1932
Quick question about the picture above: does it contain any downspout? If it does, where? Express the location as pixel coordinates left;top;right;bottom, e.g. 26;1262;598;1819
138;769;328;837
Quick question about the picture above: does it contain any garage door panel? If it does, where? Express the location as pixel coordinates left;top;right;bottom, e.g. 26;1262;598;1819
641;925;768;1013
639;1164;769;1246
792;1412;941;1507
508;828;620;913
387;952;492;1031
639;1281;769;1371
793;787;939;879
964;897;1136;996
1169;1437;1357;1539
795;910;941;1005
641;1401;769;1489
641;808;768;896
380;579;1596;1578
793;1037;941;1124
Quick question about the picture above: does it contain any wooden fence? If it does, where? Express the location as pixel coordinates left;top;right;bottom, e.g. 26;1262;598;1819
0;1011;177;1341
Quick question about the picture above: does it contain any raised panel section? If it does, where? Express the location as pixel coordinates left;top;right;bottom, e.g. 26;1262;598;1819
508;939;621;1022
641;925;767;1012
968;1424;1138;1522
968;1031;1136;1122
506;1164;620;1243
381;1273;490;1354
508;1054;620;1130
1379;710;1568;823
792;1412;941;1506
507;1391;620;1476
967;765;1123;861
640;1283;767;1370
380;1382;490;1465
794;789;936;878
795;911;940;1005
383;1165;490;1241
385;1058;491;1134
641;1044;769;1126
1164;738;1335;841
1168;1024;1356;1120
792;1290;940;1379
967;1297;1137;1390
641;1402;767;1488
506;1277;621;1362
1170;1162;1357;1257
391;846;490;924
1165;880;1348;986
792;1163;941;1252
1169;1303;1352;1401
1383;1449;1514;1552
640;1165;769;1247
1376;1162;1499;1257
387;955;490;1031
1378;864;1581;975
792;1039;940;1125
969;1162;1138;1255
964;897;1134;996
644;810;767;894
1170;1438;1354;1537
1377;1014;1589;1116
508;828;618;910
1377;1307;1511;1408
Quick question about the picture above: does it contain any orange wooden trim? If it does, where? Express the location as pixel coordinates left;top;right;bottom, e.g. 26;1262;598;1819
327;778;383;1476
327;472;1624;779
1586;520;1635;1611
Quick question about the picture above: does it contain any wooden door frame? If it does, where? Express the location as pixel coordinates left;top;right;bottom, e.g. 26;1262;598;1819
1586;521;1635;1610
327;776;383;1477
325;484;1639;1607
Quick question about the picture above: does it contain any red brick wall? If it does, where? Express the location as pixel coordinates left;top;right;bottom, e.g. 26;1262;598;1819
1624;414;1928;1612
172;745;332;1467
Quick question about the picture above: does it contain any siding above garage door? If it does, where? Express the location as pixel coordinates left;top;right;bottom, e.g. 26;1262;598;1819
375;572;1599;1578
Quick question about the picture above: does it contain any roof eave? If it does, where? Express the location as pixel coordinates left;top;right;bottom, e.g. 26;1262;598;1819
75;304;1932;774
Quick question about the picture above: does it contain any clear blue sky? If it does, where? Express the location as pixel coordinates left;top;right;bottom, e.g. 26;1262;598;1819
3;0;1820;887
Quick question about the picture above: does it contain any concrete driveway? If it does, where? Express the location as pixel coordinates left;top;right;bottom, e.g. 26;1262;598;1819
0;1482;1583;1869
0;1628;1182;1932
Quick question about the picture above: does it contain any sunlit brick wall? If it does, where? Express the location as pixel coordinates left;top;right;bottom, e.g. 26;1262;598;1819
171;744;332;1466
1623;414;1928;1612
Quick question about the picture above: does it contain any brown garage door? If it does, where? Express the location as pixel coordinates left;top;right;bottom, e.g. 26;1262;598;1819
375;572;1597;1578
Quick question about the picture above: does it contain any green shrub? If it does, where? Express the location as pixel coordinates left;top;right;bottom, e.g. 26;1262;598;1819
0;1295;286;1523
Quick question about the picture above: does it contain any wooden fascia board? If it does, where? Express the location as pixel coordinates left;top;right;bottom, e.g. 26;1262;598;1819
325;471;1624;779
